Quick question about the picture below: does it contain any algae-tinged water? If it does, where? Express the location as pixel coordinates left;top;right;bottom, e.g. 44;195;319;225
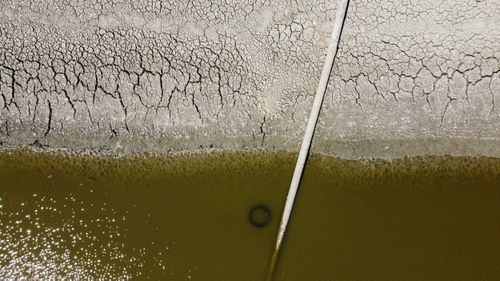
0;150;499;280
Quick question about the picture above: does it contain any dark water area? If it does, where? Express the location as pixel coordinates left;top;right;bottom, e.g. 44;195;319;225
0;150;499;280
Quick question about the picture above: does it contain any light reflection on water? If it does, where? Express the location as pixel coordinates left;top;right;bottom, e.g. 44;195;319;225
0;192;147;279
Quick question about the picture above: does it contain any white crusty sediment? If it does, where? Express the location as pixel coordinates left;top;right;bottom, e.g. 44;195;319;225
0;0;498;159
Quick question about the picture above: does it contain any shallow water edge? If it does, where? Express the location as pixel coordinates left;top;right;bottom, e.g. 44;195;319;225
0;149;499;280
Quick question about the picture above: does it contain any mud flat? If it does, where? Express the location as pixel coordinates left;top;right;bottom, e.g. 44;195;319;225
1;0;499;158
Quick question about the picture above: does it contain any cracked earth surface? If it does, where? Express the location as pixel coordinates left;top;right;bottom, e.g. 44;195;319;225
0;0;499;158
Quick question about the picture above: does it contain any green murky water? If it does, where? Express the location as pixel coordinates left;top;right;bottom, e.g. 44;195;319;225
0;150;499;280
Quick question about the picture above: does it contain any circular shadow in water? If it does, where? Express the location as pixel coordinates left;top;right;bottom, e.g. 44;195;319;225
248;204;272;228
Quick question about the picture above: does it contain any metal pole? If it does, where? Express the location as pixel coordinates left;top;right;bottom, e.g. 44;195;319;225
266;0;350;279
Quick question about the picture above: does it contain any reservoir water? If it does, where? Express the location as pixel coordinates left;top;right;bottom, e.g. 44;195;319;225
0;150;499;280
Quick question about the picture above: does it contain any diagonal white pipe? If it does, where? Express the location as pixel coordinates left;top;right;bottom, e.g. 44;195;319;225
266;0;350;279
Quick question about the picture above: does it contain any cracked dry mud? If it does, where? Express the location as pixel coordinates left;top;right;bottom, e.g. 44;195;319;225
0;0;499;158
